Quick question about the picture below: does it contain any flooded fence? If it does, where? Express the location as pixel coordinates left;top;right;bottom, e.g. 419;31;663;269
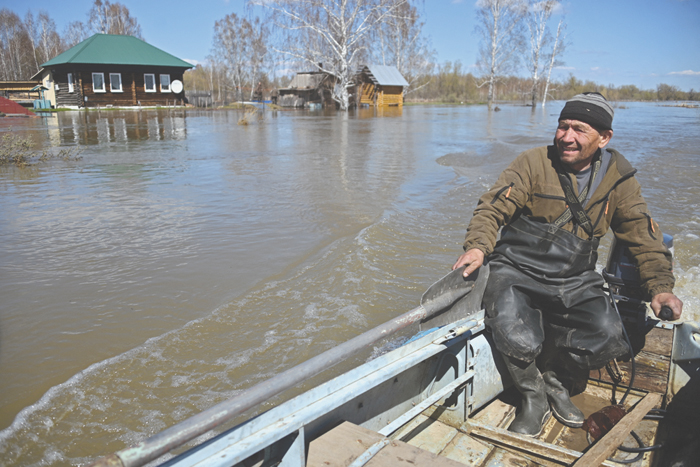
184;91;214;108
185;90;262;108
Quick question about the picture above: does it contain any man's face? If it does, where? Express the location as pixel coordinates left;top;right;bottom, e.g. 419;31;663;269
555;119;612;171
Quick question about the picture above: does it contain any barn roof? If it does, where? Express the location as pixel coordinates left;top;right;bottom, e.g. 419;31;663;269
356;65;408;87
285;72;328;89
41;34;193;69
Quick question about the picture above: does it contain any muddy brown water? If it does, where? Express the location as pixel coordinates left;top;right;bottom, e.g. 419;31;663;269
0;104;698;465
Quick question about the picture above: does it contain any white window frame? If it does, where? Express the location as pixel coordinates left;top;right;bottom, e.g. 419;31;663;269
109;73;123;93
144;73;156;93
67;73;74;93
160;74;171;93
92;72;105;93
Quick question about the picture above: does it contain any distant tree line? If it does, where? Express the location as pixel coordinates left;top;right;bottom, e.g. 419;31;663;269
2;0;696;106
406;64;698;104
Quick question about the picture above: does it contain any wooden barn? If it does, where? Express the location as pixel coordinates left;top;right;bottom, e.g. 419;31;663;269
354;65;408;107
277;71;337;108
32;34;193;109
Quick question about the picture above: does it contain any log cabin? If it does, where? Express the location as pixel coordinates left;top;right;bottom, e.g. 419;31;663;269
31;34;193;109
354;65;408;107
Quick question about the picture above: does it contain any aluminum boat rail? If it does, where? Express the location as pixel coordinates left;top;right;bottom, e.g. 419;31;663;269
88;285;479;467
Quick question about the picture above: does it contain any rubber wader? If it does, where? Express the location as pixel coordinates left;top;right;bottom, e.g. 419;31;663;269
538;341;587;427
542;371;585;427
483;215;629;434
503;356;551;437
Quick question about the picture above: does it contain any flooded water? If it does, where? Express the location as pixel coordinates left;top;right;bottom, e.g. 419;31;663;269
0;103;698;465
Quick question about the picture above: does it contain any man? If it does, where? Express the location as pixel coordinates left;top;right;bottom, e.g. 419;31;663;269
453;92;683;437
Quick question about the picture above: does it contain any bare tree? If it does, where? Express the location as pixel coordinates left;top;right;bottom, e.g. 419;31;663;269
0;8;32;80
541;17;565;107
212;14;247;102
251;0;408;110
475;0;526;110
373;1;435;94
248;17;269;100
87;0;143;38
63;21;89;48
212;13;268;102
37;12;62;64
24;11;41;73
525;0;558;107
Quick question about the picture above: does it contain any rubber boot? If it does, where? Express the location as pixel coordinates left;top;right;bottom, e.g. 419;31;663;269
543;370;585;428
504;357;551;437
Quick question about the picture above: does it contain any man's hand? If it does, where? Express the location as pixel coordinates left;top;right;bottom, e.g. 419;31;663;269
650;293;683;321
452;248;485;278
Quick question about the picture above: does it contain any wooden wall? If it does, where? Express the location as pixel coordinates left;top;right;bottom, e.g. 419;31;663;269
52;71;82;107
52;65;188;108
358;83;403;107
376;85;403;107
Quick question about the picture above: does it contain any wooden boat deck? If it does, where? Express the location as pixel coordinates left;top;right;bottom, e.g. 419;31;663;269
304;385;663;466
303;326;675;467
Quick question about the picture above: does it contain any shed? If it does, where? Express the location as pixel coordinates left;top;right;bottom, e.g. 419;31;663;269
354;65;408;107
277;71;337;108
0;81;42;107
32;34;193;109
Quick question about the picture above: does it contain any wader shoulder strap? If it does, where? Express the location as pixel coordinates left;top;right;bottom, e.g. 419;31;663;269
554;157;602;238
555;171;595;238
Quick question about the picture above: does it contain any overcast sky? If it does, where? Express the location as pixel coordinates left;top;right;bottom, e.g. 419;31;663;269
6;0;700;92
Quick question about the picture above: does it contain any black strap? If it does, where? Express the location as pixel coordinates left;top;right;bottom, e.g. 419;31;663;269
556;171;594;238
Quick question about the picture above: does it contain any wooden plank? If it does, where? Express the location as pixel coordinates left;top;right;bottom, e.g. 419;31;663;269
588;326;673;393
441;432;492;466
402;418;458;454
466;421;617;467
640;326;673;357
469;398;515;429
307;421;469;467
572;392;662;467
484;447;539;467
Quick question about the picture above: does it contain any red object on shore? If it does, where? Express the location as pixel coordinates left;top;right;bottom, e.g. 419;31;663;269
0;97;37;117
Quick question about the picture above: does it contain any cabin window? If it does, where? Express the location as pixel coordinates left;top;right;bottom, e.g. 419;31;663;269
92;73;105;92
144;74;156;92
110;73;123;92
67;73;74;93
160;74;171;92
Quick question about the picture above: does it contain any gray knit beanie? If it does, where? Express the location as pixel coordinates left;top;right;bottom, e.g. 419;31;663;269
559;92;614;130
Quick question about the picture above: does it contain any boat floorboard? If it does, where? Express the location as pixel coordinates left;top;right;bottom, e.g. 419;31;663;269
395;384;660;467
306;421;470;466
304;372;665;466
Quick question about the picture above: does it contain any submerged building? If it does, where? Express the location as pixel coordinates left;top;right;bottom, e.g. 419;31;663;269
32;34;193;109
354;65;408;108
277;71;337;108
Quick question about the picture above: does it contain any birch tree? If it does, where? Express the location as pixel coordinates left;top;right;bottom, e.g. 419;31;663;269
541;17;565;106
87;0;143;38
251;0;409;110
373;1;435;94
37;12;62;65
63;21;89;48
525;0;558;107
211;13;268;102
475;0;526;110
0;9;31;80
24;12;41;73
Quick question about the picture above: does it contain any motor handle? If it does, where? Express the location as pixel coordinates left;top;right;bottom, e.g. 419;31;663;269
659;305;674;321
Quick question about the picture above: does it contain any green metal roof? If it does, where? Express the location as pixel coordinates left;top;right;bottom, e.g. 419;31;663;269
41;34;193;69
